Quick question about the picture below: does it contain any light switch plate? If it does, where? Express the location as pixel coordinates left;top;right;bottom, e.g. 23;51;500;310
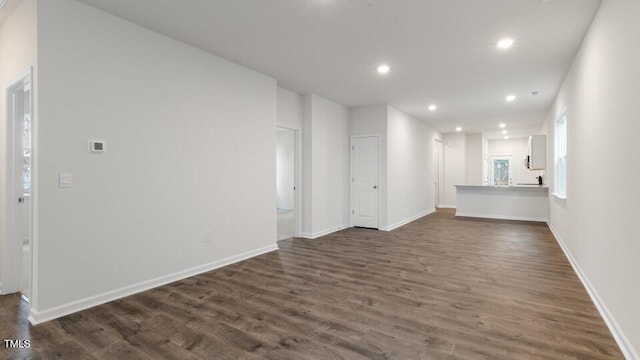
59;173;72;188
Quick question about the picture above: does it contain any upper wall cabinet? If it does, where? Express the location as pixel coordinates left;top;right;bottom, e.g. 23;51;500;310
526;135;546;170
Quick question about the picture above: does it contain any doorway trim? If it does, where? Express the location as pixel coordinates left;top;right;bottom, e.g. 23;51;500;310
434;138;443;209
350;134;381;229
276;124;301;238
1;67;35;303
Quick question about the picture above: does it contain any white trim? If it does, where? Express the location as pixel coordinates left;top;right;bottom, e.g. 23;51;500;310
3;69;32;92
552;192;567;200
437;204;457;209
379;208;435;231
350;133;381;138
29;65;39;313
28;244;278;325
275;123;301;131
547;221;638;360
299;224;350;239
0;281;3;295
2;69;33;296
455;212;547;222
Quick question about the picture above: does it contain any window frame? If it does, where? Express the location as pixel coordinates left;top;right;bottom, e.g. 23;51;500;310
489;155;513;186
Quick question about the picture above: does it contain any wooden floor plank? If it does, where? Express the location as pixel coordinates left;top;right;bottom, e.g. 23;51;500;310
0;209;623;359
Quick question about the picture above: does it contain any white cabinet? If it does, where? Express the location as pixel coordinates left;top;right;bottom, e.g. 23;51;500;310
527;135;546;170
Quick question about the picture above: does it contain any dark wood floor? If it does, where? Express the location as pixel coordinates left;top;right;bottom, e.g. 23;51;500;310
0;210;623;359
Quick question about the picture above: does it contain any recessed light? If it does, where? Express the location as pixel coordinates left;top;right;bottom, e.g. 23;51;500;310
499;123;506;128
428;105;437;111
506;95;517;102
504;136;510;140
377;64;390;74
455;126;462;132
497;38;514;49
502;130;508;135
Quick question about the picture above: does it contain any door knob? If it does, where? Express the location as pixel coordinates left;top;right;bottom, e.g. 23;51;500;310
18;197;24;204
373;185;378;189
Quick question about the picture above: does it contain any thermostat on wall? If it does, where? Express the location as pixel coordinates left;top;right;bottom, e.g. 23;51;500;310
89;140;106;153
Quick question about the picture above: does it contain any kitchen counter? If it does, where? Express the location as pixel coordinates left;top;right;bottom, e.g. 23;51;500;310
454;185;549;222
455;185;548;191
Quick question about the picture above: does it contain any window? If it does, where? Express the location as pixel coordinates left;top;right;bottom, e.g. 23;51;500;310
23;113;31;195
23;88;32;195
490;156;512;186
554;112;567;198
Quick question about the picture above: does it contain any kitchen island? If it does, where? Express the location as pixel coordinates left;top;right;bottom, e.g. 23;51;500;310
454;185;549;222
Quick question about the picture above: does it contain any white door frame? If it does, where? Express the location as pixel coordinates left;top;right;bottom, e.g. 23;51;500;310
434;139;443;208
276;124;301;238
350;134;380;229
433;150;439;208
2;67;35;299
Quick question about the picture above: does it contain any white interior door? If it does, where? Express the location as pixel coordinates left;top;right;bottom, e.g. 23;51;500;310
352;136;379;229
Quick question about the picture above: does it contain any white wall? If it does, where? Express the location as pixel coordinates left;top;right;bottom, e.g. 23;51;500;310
487;138;539;185
277;87;302;129
34;0;277;320
442;133;466;207
349;104;387;135
301;94;349;237
540;0;640;357
349;105;441;230
465;134;483;185
301;95;313;234
276;129;294;209
481;135;489;185
0;0;37;290
386;105;439;229
349;105;388;227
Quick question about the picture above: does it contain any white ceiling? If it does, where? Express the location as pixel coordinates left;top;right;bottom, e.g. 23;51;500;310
76;0;601;134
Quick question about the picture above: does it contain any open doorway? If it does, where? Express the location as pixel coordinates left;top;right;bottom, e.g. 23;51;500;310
276;127;297;240
2;70;33;301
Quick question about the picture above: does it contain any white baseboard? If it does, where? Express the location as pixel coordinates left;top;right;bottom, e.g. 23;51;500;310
28;243;279;325
299;224;350;239
437;204;456;209
380;209;435;232
455;212;547;223
547;221;638;360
